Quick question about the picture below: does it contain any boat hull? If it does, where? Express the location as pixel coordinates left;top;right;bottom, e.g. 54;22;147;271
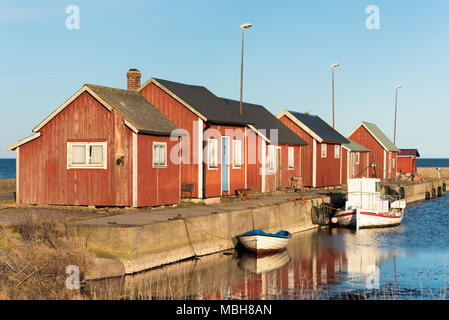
336;209;404;228
238;234;290;254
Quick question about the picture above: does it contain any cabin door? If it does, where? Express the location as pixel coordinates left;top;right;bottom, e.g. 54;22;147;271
276;148;282;190
221;136;229;194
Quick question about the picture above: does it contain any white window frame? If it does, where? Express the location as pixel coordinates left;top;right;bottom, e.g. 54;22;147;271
288;147;294;170
392;158;395;169
67;141;107;169
208;138;218;170
355;152;360;164
268;145;276;171
334;145;340;159
232;139;242;169
321;143;327;158
153;142;167;168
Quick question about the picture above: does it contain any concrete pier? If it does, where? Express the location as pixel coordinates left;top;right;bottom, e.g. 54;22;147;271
72;194;330;280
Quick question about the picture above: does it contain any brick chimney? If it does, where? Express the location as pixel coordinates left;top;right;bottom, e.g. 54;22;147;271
127;68;141;91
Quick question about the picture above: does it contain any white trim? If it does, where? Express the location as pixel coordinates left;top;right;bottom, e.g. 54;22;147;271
346;150;350;181
244;127;247;189
267;145;277;172
339;147;342;184
67;141;107;169
232;139;243;169
261;140;266;193
313;140;317;188
152;141;168;168
140;78;208;122
367;153;370;178
6;132;41;151
383;150;386;179
197;118;203;198
32;86;113;133
276;110;323;143
132;132;138;207
355;152;360;164
288;146;294;170
334;145;340;159
321;143;327;158
247;124;271;144
124;120;139;134
207;138;218;170
16;147;19;204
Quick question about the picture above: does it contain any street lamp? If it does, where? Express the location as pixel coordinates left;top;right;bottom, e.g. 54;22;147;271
331;63;340;128
393;84;402;145
240;22;252;115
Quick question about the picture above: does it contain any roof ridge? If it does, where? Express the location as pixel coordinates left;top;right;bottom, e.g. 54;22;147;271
85;83;140;95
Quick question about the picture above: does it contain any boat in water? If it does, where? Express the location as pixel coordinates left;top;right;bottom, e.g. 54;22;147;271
334;178;406;229
237;229;291;254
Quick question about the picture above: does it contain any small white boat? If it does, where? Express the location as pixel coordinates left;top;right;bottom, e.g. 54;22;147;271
238;250;291;274
237;230;291;254
335;178;406;229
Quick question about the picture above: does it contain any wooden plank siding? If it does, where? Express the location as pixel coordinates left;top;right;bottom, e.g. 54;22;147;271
341;149;370;184
18;91;133;206
140;83;200;197
349;125;397;179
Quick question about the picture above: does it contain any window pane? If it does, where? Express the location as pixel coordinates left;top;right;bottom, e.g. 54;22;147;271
288;148;294;168
209;140;217;168
90;145;104;164
72;145;86;164
153;145;159;166
159;144;166;165
234;140;241;167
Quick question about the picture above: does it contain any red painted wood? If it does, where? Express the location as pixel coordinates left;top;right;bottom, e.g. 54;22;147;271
19;91;132;206
137;135;180;206
397;156;417;174
349;125;397;179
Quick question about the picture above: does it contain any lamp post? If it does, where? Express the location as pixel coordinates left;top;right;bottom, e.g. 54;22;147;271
240;22;252;115
394;84;402;145
331;63;340;128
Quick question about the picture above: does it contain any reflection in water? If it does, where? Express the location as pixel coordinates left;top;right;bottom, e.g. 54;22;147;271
86;194;449;300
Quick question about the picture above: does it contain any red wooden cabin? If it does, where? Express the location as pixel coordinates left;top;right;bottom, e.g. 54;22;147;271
7;79;183;207
276;110;349;188
341;139;371;184
138;76;307;198
397;149;420;174
348;122;399;180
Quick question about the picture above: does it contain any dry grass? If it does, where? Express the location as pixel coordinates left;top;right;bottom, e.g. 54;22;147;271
0;210;94;300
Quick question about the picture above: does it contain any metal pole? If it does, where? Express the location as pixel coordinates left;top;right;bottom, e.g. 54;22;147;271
332;67;335;129
240;28;244;115
394;87;398;144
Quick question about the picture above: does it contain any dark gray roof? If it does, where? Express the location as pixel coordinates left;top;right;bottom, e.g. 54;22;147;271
220;99;308;146
86;84;179;136
287;111;349;144
152;78;252;125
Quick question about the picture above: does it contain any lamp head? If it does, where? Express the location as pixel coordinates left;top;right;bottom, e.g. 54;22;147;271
331;63;340;68
240;23;253;29
395;84;402;89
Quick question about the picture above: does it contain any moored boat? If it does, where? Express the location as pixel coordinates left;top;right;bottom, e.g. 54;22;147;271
237;229;291;254
238;250;291;274
334;178;406;229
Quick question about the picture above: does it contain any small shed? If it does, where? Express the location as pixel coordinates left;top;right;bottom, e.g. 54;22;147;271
397;149;420;174
7;82;183;207
348;122;400;180
276;110;349;187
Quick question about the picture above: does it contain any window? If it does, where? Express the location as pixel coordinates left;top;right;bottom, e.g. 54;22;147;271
233;139;242;168
355;152;360;164
208;138;218;169
153;142;167;167
334;145;340;159
392;158;395;169
67;142;107;169
268;145;276;171
321;143;327;158
288;147;294;170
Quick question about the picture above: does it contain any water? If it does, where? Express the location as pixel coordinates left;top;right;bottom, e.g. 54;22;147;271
87;195;449;300
417;158;449;168
0;159;15;179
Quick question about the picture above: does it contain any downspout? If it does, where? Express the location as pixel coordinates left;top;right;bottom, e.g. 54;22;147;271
202;121;212;199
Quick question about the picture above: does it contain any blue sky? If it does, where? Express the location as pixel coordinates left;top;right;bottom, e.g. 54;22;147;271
1;0;448;158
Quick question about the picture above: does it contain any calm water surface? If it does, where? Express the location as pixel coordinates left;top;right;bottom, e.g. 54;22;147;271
88;194;449;300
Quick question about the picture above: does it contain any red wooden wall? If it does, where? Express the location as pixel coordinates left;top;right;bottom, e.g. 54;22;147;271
137;135;180;206
140;83;200;197
349;126;397;179
341;149;370;184
397;156;416;174
18;91;133;206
